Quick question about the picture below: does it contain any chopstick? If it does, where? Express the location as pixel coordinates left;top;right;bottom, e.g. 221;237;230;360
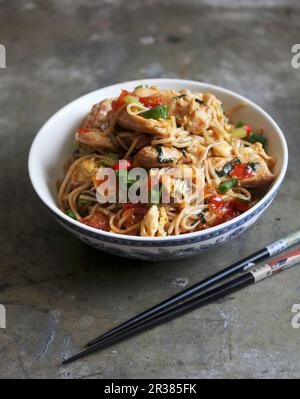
86;229;300;348
63;248;300;365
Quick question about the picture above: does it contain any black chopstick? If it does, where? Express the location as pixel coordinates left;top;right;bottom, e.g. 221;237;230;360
62;248;300;365
86;229;300;348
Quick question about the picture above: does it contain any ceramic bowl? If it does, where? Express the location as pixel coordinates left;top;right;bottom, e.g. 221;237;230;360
28;79;288;260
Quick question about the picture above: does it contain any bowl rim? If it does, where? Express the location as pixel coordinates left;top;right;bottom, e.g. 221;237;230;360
28;78;288;243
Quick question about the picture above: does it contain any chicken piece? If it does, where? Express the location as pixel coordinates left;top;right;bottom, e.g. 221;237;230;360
75;129;119;153
133;86;160;98
132;145;183;169
209;157;231;172
81;99;113;130
141;205;159;237
237;146;275;187
210;152;274;188
117;110;171;138
186;136;207;160
168;95;211;135
212;141;232;157
140;205;168;237
71;158;98;187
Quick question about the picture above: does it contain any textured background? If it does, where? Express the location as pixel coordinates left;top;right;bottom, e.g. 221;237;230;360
0;0;300;379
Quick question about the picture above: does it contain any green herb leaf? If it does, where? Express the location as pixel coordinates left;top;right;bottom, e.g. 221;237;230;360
236;121;246;128
246;133;267;145
215;159;241;177
157;145;174;163
248;162;260;172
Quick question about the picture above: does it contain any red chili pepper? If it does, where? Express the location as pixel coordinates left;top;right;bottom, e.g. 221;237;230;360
245;124;252;135
231;199;250;212
208;195;225;210
77;128;90;134
139;96;162;108
112;89;163;111
230;163;254;179
112;160;133;171
111;90;132;110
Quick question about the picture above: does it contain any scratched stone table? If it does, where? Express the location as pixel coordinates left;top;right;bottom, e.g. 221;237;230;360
0;0;300;379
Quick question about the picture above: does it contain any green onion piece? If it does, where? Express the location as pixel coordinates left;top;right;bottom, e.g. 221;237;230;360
65;209;77;220
236;121;246;128
230;126;247;139
141;105;168;120
246;133;267;145
124;95;141;104
218;178;238;194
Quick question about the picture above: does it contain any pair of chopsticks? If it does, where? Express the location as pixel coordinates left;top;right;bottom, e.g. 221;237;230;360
63;229;300;365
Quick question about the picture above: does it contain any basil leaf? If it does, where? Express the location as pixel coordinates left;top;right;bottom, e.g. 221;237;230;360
215;159;241;177
157;145;174;163
246;133;267;145
248;162;260;172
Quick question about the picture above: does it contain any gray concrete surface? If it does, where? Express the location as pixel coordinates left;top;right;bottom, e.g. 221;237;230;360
0;0;300;379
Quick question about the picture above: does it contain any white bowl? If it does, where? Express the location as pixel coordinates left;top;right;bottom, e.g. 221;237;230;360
28;79;288;260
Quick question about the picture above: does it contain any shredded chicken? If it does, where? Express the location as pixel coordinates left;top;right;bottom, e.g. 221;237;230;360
75;129;119;153
133;145;183;168
140;205;169;236
81;99;113;130
71;158;98;187
168;92;211;134
117;110;171;138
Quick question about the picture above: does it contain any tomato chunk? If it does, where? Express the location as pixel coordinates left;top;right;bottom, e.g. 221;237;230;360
81;211;110;231
112;90;132;110
112;160;133;170
230;163;254;179
139;96;162;108
207;195;225;210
